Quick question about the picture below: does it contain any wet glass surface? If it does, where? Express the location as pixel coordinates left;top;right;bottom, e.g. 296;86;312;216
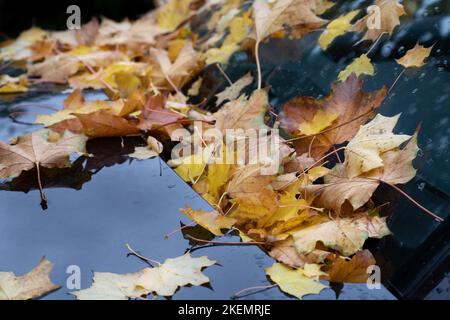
1;0;449;300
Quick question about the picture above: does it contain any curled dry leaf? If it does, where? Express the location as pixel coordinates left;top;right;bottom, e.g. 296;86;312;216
0;257;60;300
252;0;326;42
344;113;411;178
129;136;163;160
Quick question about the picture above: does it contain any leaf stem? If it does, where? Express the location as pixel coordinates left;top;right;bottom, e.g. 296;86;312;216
382;181;444;222
35;163;47;210
126;243;161;266
255;40;262;90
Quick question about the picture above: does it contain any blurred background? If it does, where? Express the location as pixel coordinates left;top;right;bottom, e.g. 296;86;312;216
0;0;155;37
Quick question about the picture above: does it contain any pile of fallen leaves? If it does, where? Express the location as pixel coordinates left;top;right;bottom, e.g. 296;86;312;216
0;0;443;300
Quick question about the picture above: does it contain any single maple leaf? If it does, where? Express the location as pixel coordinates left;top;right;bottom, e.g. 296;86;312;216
265;262;327;299
0;257;60;300
319;10;359;50
74;110;140;138
302;129;419;213
290;214;391;256
352;0;406;42
338;54;375;82
180;206;237;236
71;253;216;299
326;250;376;283
70;270;147;300
396;44;432;68
0;129;87;208
344;114;411;178
280;74;387;159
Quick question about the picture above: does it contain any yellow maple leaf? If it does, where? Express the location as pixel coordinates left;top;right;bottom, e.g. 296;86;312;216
265;263;327;299
338;54;374;82
396;44;432;68
0;75;28;94
156;0;193;31
180;207;237;236
319;10;359;50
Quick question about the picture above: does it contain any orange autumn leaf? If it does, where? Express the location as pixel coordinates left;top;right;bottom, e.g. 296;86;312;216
279;74;387;159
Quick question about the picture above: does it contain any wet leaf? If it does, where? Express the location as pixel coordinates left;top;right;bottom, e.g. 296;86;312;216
266;263;327;299
290;214;391;256
338;54;374;82
280;74;387;159
327;250;376;283
396;44;432;68
180;207;237;236
319;11;359;50
0;129;87;179
0;257;60;300
352;0;406;42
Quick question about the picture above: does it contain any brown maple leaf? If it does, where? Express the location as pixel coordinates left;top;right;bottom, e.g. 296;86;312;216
74;111;140;138
280;74;387;159
0;129;87;208
326;250;376;283
352;0;406;42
